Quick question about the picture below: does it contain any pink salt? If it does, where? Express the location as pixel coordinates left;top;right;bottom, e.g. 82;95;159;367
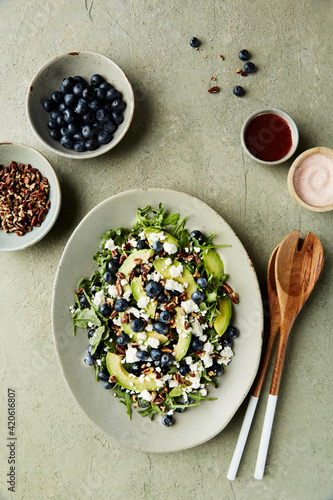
293;153;333;207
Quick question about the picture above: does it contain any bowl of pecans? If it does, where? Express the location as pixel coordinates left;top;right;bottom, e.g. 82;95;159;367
0;142;61;251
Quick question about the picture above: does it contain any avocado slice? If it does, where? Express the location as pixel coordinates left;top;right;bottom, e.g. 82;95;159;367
106;352;158;391
202;249;224;278
118;248;154;294
144;227;179;247
153;258;198;299
213;297;232;336
173;307;192;361
119;313;168;344
130;276;157;319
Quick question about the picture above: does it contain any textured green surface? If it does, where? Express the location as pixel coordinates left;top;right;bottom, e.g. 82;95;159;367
0;1;332;499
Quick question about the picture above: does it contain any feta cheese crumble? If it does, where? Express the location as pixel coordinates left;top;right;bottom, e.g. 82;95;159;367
181;299;200;314
104;238;118;251
170;263;183;278
165;279;184;294
163;242;178;255
93;290;105;308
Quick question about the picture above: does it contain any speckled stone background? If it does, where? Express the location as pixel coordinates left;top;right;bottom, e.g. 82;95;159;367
0;1;332;499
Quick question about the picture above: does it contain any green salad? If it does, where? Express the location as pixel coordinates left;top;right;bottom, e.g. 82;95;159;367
70;204;239;426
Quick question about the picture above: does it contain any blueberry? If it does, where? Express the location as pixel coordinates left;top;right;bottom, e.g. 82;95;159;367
157;293;168;304
51;91;63;104
138;399;148;408
131;318;145;333
161;415;173;427
73;76;85;84
179;364;190;376
50;109;62;121
99;303;112;317
152;240;163;253
50;129;61;141
160;353;173;367
189;230;204;243
73;82;84;97
82;124;94;139
74;101;88;115
197;277;208;289
159;310;171;323
97;370;109;382
106;88;121;101
79;294;89;308
153;321;169;335
43;99;55;112
136;350;150;361
88;99;100;112
233;85;244;97
189;37;200;48
99;82;113;90
94;88;106;102
188;397;195;405
106;260;118;274
117;333;130;345
58;102;67;112
85;138;99;151
191;337;203;351
110;99;126;113
238;49;250;61
92;121;103;133
56;115;66;127
82;112;95;124
136;239;147;250
60;127;67;136
114;298;128;312
63;109;76;123
47;119;58;129
220;334;233;348
103;381;114;389
96;108;109;122
150;348;162;361
67;123;80;135
84;354;94;366
210;362;224;377
169;289;181;297
175;404;185;413
60;77;75;94
90;74;104;87
227;325;239;339
90;284;100;295
64;93;76;107
145;281;162;297
104;121;117;134
97;131;112;145
130;361;142;376
60;134;74;149
111;112;124;125
112;254;121;265
88;328;96;339
103;271;113;283
244;61;256;73
87;344;98;357
191;290;205;304
82;86;95;101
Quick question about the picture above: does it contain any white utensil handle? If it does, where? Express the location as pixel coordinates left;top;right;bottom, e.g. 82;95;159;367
254;394;278;480
227;395;259;481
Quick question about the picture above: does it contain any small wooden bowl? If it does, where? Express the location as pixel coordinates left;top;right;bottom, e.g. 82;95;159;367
287;147;333;212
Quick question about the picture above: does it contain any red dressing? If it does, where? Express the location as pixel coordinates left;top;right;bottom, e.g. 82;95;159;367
244;113;292;162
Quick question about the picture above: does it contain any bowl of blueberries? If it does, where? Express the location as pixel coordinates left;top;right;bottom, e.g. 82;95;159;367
26;51;134;159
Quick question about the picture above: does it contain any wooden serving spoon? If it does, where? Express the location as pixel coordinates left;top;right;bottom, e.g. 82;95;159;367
227;244;281;481
254;230;324;480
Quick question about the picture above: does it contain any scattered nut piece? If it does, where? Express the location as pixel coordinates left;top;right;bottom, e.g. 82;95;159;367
236;68;242;74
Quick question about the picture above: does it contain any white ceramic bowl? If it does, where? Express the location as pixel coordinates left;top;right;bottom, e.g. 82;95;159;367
0;142;61;251
26;51;134;159
241;108;299;165
287;147;333;212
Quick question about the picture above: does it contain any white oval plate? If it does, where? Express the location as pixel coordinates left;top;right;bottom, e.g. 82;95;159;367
0;142;61;251
51;189;263;452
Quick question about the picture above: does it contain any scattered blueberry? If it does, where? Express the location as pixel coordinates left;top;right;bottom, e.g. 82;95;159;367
153;321;169;335
243;61;256;73
145;281;162;297
103;271;113;283
84;354;94;366
138;399;148;408
197;277;208;289
130;362;142;376
191;290;205;304
79;294;89;308
191;337;203;351
160;353;173;366
189;230;204;243
99;303;112;317
131;318;145;333
157;292;168;303
179;364;190;376
136;350;150;362
114;298;128;312
103;381;114;389
150;348;162;361
233;85;244;97
90;284;100;295
88;328;96;339
220;333;233;348
238;49;250;61
106;260;118;274
152;240;163;253
227;325;239;339
159;310;171;323
211;362;224;377
190;37;200;48
136;239;147;250
97;370;109;382
161;415;173;427
117;333;130;345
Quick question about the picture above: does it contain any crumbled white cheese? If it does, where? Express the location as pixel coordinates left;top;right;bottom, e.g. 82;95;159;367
194;247;201;253
164;257;172;266
138;230;146;240
170;263;183;278
202;341;214;368
163;242;178;255
121;278;128;286
137;332;147;341
165;279;184;293
200;388;207;397
107;284;118;298
168;379;179;388
146;323;153;332
218;346;234;365
137;295;150;309
123;289;132;301
129;237;138;248
93;290;105;307
147;231;166;243
147;336;160;348
69;305;76;314
127;307;140;318
104;238;118;251
181;299;200;314
147;271;163;282
125;345;138;363
140;390;153;401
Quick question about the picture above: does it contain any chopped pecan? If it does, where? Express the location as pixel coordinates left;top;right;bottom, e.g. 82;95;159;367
116;271;125;280
119;254;126;266
230;292;239;304
116;281;123;297
164;301;176;311
120;313;129;324
110;310;118;320
160;347;173;353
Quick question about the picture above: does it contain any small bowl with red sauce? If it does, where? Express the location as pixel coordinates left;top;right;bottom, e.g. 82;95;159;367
241;108;299;165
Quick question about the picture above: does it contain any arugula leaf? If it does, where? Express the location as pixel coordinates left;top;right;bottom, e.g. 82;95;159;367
72;308;101;329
